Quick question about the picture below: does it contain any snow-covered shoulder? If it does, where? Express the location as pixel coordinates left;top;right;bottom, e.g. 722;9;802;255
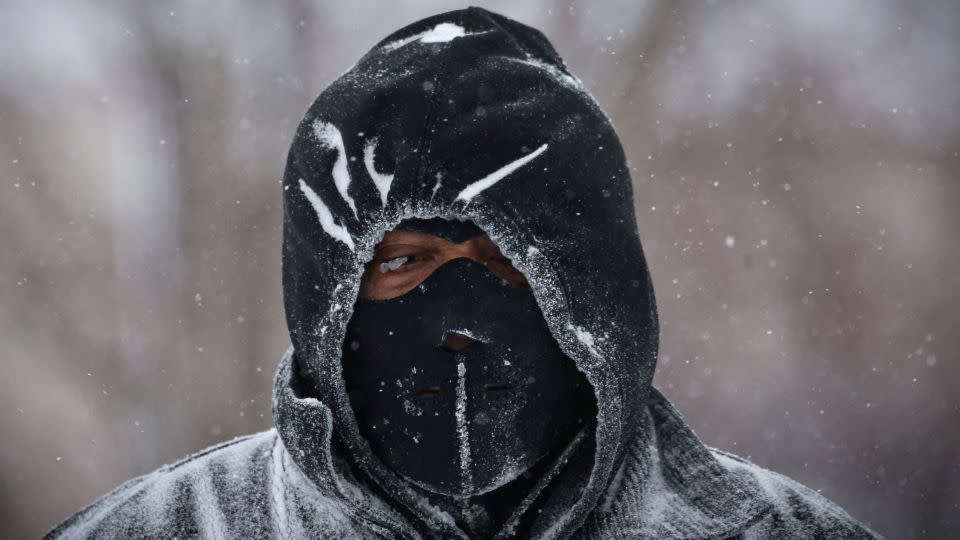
43;430;279;539
711;449;883;539
44;428;383;539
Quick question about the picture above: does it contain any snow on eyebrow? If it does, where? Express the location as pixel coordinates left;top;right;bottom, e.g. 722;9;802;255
298;178;355;252
312;120;358;218
455;143;549;203
363;137;394;207
382;22;485;51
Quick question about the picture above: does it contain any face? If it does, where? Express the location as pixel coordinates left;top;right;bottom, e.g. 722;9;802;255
359;227;529;300
342;218;594;497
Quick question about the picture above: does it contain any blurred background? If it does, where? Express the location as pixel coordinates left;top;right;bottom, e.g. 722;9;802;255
2;1;958;538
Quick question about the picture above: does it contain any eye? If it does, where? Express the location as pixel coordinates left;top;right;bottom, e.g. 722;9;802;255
378;254;416;273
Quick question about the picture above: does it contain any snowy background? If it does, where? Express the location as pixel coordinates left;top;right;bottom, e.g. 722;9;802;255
1;1;958;538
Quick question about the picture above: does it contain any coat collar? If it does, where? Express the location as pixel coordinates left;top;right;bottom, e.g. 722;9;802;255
275;345;771;539
274;345;595;539
585;388;773;540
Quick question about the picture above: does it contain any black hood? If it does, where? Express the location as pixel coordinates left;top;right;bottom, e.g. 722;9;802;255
276;6;658;537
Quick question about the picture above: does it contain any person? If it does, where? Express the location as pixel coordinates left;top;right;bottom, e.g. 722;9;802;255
46;6;882;539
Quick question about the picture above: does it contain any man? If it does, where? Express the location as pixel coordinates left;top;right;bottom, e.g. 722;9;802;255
47;7;881;539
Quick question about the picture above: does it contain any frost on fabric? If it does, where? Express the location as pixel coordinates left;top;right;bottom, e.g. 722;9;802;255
567;322;604;359
507;55;618;130
455;143;549;203
402;398;423;417
512;57;585;92
312;120;358;217
382;22;487;51
712;452;870;537
585;412;721;539
398;484;460;530
269;438;290;538
363;137;394;207
298;179;355;251
476;455;526;495
455;360;473;492
194;468;230;538
444;328;489;344
599;460;628;513
429;172;443;202
277;430;410;537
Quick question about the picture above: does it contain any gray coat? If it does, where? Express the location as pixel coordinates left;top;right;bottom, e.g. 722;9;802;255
46;351;879;539
47;6;881;539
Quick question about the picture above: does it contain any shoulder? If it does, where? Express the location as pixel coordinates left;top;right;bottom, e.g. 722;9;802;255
44;430;280;540
710;449;884;539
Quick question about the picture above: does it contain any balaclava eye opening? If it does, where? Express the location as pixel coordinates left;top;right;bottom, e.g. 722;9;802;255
340;217;596;497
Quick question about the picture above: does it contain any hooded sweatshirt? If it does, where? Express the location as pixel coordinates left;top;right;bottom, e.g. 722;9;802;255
46;6;882;540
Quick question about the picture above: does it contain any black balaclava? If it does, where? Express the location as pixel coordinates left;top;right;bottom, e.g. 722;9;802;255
278;7;661;537
341;217;594;498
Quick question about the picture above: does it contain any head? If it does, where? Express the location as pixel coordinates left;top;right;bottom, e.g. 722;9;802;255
277;7;658;534
341;217;594;497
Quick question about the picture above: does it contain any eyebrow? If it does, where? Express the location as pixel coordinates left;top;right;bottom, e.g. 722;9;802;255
378;230;485;247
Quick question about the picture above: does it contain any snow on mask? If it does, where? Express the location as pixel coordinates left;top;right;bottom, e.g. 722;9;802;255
341;218;594;497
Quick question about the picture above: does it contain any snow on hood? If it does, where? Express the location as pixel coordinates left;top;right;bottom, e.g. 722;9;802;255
275;6;658;537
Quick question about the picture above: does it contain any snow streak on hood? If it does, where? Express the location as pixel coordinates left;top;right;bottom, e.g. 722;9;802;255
276;6;658;537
